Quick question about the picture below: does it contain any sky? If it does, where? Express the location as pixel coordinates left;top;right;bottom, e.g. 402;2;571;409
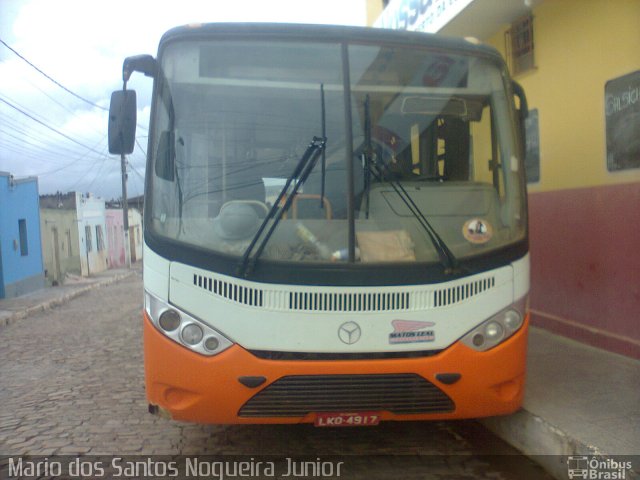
0;0;366;200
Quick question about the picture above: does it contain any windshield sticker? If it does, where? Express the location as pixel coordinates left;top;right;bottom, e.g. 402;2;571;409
389;320;435;344
463;219;493;244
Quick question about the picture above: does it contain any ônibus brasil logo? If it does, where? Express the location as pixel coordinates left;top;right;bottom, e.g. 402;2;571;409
567;456;633;479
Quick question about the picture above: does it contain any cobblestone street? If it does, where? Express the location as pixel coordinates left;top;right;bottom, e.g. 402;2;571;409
0;270;552;479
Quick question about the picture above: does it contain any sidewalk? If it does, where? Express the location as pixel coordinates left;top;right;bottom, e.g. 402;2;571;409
1;274;637;479
481;327;640;479
0;266;138;328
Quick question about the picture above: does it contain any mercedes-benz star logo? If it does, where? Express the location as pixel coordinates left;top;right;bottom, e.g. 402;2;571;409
338;322;361;345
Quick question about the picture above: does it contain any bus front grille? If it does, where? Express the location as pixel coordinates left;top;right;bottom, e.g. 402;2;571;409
238;374;455;417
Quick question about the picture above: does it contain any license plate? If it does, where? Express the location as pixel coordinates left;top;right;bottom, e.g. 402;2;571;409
314;412;381;427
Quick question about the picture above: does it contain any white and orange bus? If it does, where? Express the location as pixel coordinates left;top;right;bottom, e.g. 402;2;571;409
109;23;530;425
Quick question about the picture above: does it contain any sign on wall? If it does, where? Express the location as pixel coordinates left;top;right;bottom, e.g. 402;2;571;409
375;0;475;33
605;70;640;172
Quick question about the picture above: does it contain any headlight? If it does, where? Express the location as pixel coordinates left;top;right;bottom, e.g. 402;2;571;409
461;296;527;352
504;309;523;331
484;321;504;341
472;333;485;347
159;309;181;332
145;291;234;356
181;324;204;345
204;337;220;352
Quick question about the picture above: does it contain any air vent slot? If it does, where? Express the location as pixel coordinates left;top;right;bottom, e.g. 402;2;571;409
289;291;410;312
433;277;495;307
193;274;263;307
189;270;497;311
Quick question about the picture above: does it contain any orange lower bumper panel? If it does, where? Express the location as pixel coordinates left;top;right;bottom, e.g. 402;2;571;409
143;313;529;424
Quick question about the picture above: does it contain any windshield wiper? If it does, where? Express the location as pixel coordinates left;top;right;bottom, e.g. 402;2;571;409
238;136;326;277
361;99;459;274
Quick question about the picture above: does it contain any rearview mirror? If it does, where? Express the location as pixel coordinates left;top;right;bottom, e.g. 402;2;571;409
108;90;137;155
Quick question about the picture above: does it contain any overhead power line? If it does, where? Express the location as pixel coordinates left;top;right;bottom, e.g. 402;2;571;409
0;121;99;159
0;37;108;111
0;96;106;154
135;138;147;157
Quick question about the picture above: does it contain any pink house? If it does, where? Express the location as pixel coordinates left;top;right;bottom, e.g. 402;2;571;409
106;208;142;268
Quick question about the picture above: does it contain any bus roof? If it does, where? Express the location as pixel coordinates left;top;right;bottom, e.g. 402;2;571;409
158;23;504;64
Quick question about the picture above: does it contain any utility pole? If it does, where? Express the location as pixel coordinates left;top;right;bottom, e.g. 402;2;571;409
120;79;131;269
120;152;131;268
112;61;142;270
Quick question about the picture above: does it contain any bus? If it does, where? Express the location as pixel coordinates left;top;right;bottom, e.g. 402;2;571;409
108;23;530;425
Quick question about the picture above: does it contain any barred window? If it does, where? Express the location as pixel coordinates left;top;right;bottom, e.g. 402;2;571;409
96;225;105;251
18;219;28;256
66;230;72;257
506;15;535;75
85;225;92;252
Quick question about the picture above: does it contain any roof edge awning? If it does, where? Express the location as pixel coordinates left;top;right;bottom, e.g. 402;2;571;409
374;0;539;40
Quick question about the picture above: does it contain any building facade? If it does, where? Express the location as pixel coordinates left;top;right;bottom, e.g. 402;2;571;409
105;207;143;268
369;0;640;358
40;192;109;285
129;208;143;263
0;172;45;298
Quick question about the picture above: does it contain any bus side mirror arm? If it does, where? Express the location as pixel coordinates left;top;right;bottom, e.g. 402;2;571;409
123;54;157;84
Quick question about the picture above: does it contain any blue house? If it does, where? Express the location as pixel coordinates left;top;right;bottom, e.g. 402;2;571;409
0;172;45;298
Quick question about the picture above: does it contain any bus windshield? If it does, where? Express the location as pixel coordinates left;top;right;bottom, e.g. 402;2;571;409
149;39;526;268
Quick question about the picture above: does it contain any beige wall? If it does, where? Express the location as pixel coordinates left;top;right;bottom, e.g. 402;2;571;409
366;0;385;26
482;0;640;193
128;208;143;263
40;209;82;285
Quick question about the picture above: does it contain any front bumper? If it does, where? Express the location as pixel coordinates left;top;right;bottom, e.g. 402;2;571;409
143;312;529;424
